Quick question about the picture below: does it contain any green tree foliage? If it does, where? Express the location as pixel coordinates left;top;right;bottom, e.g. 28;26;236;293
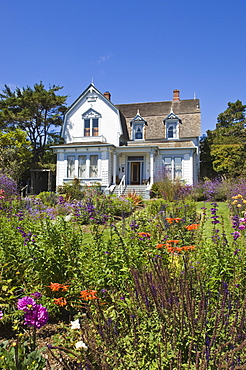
0;82;67;164
0;129;32;181
201;100;246;178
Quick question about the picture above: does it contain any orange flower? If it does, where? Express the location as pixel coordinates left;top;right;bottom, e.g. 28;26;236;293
80;289;98;301
138;232;151;238
61;285;69;292
47;283;62;291
47;282;69;292
185;224;199;231
166;218;174;224
166;217;181;224
166;240;180;244
54;297;67;307
166;245;196;253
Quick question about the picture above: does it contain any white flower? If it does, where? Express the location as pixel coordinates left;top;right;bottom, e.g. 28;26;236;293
75;341;87;350
70;319;80;330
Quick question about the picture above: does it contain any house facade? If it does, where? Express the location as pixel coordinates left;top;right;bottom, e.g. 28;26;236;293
52;84;201;198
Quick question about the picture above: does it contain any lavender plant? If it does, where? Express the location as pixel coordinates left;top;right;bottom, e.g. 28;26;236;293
47;262;246;369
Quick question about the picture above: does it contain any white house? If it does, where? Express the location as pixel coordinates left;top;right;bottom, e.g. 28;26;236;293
52;84;201;198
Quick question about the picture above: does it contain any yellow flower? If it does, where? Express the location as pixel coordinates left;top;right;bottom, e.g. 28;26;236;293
232;200;238;204
243;200;246;204
237;204;242;208
237;194;243;198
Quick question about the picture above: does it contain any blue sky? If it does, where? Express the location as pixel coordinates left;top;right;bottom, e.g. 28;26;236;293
1;0;246;134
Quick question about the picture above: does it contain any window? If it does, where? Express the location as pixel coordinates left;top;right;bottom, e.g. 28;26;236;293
133;124;143;140
78;155;86;178
66;154;99;179
174;157;182;179
166;122;177;139
130;112;147;141
67;156;75;178
163;156;182;180
163;157;172;179
84;118;98;137
89;155;98;177
82;109;101;137
164;111;181;140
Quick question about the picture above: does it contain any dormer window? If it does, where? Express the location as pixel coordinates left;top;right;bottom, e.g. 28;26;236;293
130;110;147;141
133;124;143;140
82;109;101;137
164;111;181;140
166;122;177;139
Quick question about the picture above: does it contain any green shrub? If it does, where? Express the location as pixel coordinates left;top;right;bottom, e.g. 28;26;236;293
36;191;58;206
151;178;192;201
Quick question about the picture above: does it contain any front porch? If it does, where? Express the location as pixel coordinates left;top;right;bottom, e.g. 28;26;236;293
112;146;158;187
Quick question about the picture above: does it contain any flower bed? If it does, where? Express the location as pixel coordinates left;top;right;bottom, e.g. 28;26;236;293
0;188;245;369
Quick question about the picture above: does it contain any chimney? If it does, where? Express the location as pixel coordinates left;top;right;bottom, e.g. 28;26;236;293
104;91;111;101
173;89;180;101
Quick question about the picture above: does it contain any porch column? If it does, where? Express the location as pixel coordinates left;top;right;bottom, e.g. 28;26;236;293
150;151;154;185
113;151;117;184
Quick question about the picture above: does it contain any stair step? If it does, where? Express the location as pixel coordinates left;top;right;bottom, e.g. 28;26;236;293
112;185;150;199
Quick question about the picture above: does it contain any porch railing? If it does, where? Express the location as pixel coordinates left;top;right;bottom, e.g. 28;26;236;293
118;175;126;196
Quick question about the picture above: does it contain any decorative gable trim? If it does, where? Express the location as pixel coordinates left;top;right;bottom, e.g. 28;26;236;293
163;110;182;123
82;108;101;119
130;110;147;126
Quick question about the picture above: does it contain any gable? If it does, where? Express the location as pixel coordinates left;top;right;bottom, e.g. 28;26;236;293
61;84;128;145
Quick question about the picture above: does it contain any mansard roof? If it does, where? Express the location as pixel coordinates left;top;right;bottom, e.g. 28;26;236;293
116;99;201;139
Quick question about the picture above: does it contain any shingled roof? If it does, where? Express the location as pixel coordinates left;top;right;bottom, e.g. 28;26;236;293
116;99;201;140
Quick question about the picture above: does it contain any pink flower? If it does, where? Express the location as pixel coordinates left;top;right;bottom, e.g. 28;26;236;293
238;225;246;230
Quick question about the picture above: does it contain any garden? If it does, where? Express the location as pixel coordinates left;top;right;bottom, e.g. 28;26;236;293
0;175;246;369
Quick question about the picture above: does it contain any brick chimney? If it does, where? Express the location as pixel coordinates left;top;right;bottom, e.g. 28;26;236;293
104;91;111;101
173;89;180;101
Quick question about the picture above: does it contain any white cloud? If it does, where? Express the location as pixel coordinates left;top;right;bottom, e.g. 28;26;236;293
97;54;113;64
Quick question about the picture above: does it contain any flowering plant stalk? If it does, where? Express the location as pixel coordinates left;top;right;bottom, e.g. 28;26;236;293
0;295;48;369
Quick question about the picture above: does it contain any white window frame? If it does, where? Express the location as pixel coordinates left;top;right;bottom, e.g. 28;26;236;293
132;123;144;141
82;109;101;137
166;120;178;139
66;153;100;179
89;154;99;178
78;155;87;178
162;156;183;180
67;155;75;178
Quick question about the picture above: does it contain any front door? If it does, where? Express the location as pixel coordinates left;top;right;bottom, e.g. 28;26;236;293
131;162;140;185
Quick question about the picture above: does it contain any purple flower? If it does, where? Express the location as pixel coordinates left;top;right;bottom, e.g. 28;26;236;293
0;310;3;320
231;231;241;241
17;296;36;311
238;224;246;230
24;304;49;328
31;291;42;299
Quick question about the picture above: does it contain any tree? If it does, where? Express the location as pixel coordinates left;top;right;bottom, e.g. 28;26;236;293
0;129;32;181
0;82;67;164
201;100;246;178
